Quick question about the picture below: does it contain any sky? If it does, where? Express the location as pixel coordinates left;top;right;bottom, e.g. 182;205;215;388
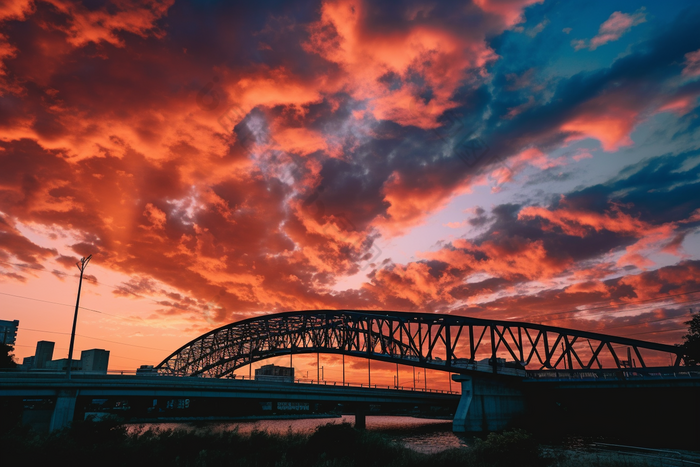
1;0;700;387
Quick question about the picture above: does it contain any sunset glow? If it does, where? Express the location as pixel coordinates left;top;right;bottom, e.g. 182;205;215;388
1;0;700;389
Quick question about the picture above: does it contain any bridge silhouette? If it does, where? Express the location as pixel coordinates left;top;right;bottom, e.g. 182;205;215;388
155;310;688;378
4;310;696;435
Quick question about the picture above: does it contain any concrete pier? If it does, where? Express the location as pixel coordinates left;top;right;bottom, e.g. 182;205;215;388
452;374;525;432
49;389;78;432
354;410;366;429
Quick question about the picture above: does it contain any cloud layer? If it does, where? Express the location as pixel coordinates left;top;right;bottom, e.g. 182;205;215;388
1;0;699;365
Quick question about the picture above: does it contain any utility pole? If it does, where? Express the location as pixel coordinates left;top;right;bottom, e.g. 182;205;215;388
67;255;91;379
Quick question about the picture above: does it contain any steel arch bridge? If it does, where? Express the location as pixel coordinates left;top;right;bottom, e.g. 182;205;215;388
155;310;688;378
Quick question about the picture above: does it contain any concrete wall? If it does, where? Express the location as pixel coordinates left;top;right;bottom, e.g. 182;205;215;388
452;374;525;433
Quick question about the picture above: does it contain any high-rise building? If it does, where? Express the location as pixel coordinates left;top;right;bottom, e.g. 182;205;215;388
80;349;110;373
18;340;110;374
34;341;55;369
0;319;19;345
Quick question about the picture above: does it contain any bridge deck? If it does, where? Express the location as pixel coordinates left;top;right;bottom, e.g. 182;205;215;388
0;374;460;404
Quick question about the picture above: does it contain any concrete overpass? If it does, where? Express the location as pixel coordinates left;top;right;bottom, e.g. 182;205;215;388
3;310;696;437
0;373;459;431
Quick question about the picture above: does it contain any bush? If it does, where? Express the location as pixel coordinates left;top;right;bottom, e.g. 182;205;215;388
0;419;554;467
467;429;550;467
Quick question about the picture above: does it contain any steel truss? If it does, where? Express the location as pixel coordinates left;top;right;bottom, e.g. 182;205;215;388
155;310;687;378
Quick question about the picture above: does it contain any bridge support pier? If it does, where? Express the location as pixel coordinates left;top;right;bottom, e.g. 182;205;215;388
353;405;367;429
49;389;78;432
452;375;524;433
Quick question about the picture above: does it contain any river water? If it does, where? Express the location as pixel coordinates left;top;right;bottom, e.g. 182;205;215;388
127;416;469;453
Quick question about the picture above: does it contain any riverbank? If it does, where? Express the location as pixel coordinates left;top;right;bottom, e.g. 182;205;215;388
2;417;698;467
125;413;342;423
0;419;539;467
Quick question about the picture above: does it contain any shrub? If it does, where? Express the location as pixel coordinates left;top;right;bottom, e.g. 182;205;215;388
468;429;550;467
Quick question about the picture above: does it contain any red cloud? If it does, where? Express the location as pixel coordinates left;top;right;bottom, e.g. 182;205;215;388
0;0;33;22
39;0;175;47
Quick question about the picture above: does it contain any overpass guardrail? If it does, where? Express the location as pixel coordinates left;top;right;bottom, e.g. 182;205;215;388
525;367;700;382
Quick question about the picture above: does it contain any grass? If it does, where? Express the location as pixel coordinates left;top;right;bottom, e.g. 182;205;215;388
1;418;688;467
1;418;553;467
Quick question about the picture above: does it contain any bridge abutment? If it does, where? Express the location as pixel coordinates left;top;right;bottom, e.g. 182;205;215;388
49;389;78;432
452;374;525;433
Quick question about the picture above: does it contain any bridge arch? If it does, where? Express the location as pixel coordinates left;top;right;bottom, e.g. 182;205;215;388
155;310;687;378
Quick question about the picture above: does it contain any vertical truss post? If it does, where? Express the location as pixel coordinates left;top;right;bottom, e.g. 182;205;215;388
368;358;371;387
518;327;524;364
445;325;452;368
469;324;475;362
490;325;497;374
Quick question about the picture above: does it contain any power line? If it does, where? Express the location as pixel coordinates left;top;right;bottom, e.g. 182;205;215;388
19;327;171;352
0;291;143;321
0;259;185;307
625;327;687;337
0;291;110;315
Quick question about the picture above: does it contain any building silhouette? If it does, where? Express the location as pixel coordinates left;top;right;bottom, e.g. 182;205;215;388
21;341;109;374
0;319;19;345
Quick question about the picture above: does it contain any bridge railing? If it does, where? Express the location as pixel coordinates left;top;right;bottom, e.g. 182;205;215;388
525;367;700;382
225;374;460;394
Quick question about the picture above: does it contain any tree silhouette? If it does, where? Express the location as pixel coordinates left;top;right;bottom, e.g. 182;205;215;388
0;344;17;369
680;311;700;366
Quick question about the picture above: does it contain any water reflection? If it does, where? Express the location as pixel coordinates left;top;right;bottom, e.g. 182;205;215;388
126;416;470;453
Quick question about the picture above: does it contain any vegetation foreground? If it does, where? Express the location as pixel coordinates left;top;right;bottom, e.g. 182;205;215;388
1;417;688;467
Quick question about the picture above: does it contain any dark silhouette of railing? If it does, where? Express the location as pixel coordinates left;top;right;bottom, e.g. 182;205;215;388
155;310;688;378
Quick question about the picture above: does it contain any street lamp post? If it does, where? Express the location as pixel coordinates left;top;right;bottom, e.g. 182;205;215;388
67;255;91;379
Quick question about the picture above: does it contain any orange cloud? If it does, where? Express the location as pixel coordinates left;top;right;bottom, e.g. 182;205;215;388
376;170;474;236
304;0;499;129
0;0;33;22
519;200;695;269
560;95;638;151
430;236;570;281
